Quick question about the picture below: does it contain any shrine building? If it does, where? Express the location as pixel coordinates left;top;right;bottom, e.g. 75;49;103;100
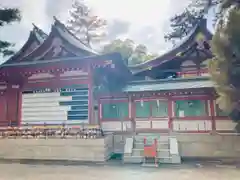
0;17;235;134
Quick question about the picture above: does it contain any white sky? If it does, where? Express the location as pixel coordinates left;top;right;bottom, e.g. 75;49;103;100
88;0;172;26
0;0;190;61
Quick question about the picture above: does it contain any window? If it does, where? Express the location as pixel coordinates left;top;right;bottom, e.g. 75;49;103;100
102;102;129;119
175;100;206;117
135;100;168;118
151;101;168;117
135;101;151;118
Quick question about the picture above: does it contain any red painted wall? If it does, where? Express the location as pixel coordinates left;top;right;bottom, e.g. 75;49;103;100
0;93;7;126
6;87;20;126
0;85;22;127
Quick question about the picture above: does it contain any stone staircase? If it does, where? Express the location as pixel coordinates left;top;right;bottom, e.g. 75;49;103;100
123;134;181;164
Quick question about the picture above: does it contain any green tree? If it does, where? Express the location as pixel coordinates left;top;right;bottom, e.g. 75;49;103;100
0;7;21;56
208;5;240;125
67;0;107;47
164;0;226;42
102;39;158;65
102;39;134;62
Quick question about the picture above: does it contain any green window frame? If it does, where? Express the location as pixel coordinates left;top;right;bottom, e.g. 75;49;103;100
135;100;169;118
102;102;129;119
151;101;168;117
175;100;207;117
135;101;151;118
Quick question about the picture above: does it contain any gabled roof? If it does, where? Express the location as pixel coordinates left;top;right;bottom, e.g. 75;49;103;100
21;17;98;62
4;25;48;64
129;18;213;74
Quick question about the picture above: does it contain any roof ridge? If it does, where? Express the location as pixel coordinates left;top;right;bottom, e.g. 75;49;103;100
3;25;47;64
53;16;92;49
32;23;48;40
52;16;98;55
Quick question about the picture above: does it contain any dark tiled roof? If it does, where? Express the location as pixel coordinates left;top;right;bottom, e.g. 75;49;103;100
4;25;48;64
129;18;212;74
123;77;214;92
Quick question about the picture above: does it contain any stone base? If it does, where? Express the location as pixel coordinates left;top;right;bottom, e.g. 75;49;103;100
0;135;114;162
174;134;240;159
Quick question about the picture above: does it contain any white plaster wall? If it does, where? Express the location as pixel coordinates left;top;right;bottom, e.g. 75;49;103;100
152;120;169;129
173;120;212;131
135;120;151;129
101;122;122;131
122;121;132;131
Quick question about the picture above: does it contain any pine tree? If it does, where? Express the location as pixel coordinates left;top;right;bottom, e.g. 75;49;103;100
0;7;21;57
67;0;107;47
164;0;226;42
208;5;240;124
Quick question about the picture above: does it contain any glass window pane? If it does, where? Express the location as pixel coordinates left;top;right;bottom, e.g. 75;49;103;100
135;101;151;118
102;103;118;119
102;102;129;119
175;100;206;117
118;102;129;118
151;101;168;117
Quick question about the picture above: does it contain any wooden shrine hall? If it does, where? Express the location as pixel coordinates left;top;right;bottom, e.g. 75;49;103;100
0;17;236;134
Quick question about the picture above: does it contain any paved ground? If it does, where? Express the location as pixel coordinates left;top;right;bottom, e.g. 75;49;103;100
0;163;239;180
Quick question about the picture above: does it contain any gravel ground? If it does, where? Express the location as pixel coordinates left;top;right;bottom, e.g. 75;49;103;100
0;163;239;180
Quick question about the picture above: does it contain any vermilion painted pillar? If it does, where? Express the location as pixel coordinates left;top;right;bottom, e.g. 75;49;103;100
88;64;94;125
209;99;216;132
17;88;23;126
168;98;173;131
0;92;7;126
6;84;20;126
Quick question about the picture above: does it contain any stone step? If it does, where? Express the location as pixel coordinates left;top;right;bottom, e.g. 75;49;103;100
123;156;143;164
123;155;181;164
134;137;170;143
158;155;181;164
134;142;169;149
132;148;171;157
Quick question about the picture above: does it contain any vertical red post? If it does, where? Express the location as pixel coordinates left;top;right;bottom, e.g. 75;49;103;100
0;92;7;126
128;95;132;119
97;99;101;125
88;63;93;125
17;88;22;127
154;138;157;146
210;99;216;132
168;98;173;131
